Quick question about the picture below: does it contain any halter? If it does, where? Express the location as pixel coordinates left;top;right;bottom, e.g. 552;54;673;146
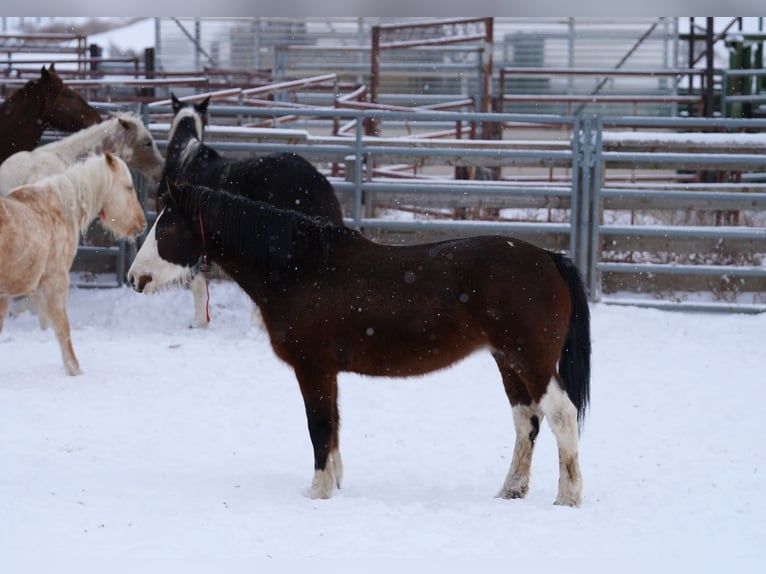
197;210;211;323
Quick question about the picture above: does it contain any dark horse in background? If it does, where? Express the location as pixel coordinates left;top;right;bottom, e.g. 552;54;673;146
136;92;344;327
128;183;591;507
0;64;102;163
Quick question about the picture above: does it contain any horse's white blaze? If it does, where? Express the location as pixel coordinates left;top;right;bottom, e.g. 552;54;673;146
498;404;540;499
539;379;583;507
127;212;194;294
168;106;204;144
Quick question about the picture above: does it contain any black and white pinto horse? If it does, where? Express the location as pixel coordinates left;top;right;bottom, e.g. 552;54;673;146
128;182;591;507
130;94;344;327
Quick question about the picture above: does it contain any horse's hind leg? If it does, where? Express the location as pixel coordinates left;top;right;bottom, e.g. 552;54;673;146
294;365;342;499
494;354;543;500
539;378;582;507
28;292;50;329
37;278;82;376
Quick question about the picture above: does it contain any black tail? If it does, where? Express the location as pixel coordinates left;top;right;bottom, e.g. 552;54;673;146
548;251;591;431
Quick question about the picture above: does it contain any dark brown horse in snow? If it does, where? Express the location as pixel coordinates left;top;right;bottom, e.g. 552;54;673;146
128;183;591;507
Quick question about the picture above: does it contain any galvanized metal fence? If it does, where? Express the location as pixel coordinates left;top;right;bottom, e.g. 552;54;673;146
68;103;766;313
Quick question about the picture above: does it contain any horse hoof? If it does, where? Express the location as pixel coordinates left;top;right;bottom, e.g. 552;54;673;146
307;468;336;499
496;475;528;500
496;488;526;500
553;496;581;508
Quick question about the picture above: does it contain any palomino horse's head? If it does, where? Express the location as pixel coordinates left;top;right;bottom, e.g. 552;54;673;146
108;112;165;183
98;151;147;240
127;183;203;294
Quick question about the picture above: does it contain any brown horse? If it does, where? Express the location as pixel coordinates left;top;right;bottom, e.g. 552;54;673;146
0;152;146;375
128;184;592;507
0;64;102;163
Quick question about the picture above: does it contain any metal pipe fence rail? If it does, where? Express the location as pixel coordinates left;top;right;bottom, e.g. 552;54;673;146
58;103;766;313
589;115;766;313
143;104;582;263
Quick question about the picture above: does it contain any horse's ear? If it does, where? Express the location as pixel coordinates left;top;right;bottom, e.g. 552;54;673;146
118;117;134;132
40;65;48;78
197;96;211;122
49;62;57;73
171;92;182;115
104;151;117;170
163;178;183;204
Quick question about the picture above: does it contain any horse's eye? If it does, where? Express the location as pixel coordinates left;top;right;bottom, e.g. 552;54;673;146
144;139;153;147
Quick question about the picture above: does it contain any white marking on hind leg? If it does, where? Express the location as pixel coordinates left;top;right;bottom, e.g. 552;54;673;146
497;405;540;499
307;448;342;499
540;379;582;507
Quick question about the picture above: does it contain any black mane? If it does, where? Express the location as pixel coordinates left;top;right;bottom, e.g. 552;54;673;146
172;183;352;270
160;102;344;225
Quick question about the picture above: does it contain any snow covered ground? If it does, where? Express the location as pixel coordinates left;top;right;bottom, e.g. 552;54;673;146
1;280;763;568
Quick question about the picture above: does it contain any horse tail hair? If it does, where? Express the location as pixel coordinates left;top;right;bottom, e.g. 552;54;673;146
548;251;591;431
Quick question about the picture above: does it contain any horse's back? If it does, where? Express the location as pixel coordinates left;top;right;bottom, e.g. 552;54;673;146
0;150;35;195
225;152;344;224
0;150;69;195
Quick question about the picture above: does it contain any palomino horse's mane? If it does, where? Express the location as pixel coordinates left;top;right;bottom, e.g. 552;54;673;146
173;184;347;270
35;153;124;234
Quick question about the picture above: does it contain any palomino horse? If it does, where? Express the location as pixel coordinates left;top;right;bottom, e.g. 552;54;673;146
0;64;102;163
132;93;343;327
0;152;146;375
129;184;591;507
0;112;164;195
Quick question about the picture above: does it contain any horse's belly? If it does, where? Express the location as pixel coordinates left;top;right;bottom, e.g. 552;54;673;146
0;210;55;295
0;240;49;295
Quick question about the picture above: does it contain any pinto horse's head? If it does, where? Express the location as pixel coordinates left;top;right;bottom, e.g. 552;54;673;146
127;183;202;294
168;92;209;144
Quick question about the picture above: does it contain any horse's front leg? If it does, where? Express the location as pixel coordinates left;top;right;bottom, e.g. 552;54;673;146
0;296;10;333
38;277;82;376
294;364;342;499
189;273;211;328
497;403;543;500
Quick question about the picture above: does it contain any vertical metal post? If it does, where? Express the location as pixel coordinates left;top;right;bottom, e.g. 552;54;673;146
253;18;261;71
352;114;364;226
154;17;161;71
567;17;575;94
368;25;381;136
704;17;715;117
587;115;604;301
570;115;582;265
194;18;201;71
579;116;594;282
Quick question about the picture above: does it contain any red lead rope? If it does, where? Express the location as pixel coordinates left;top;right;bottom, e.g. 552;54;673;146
198;211;211;323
